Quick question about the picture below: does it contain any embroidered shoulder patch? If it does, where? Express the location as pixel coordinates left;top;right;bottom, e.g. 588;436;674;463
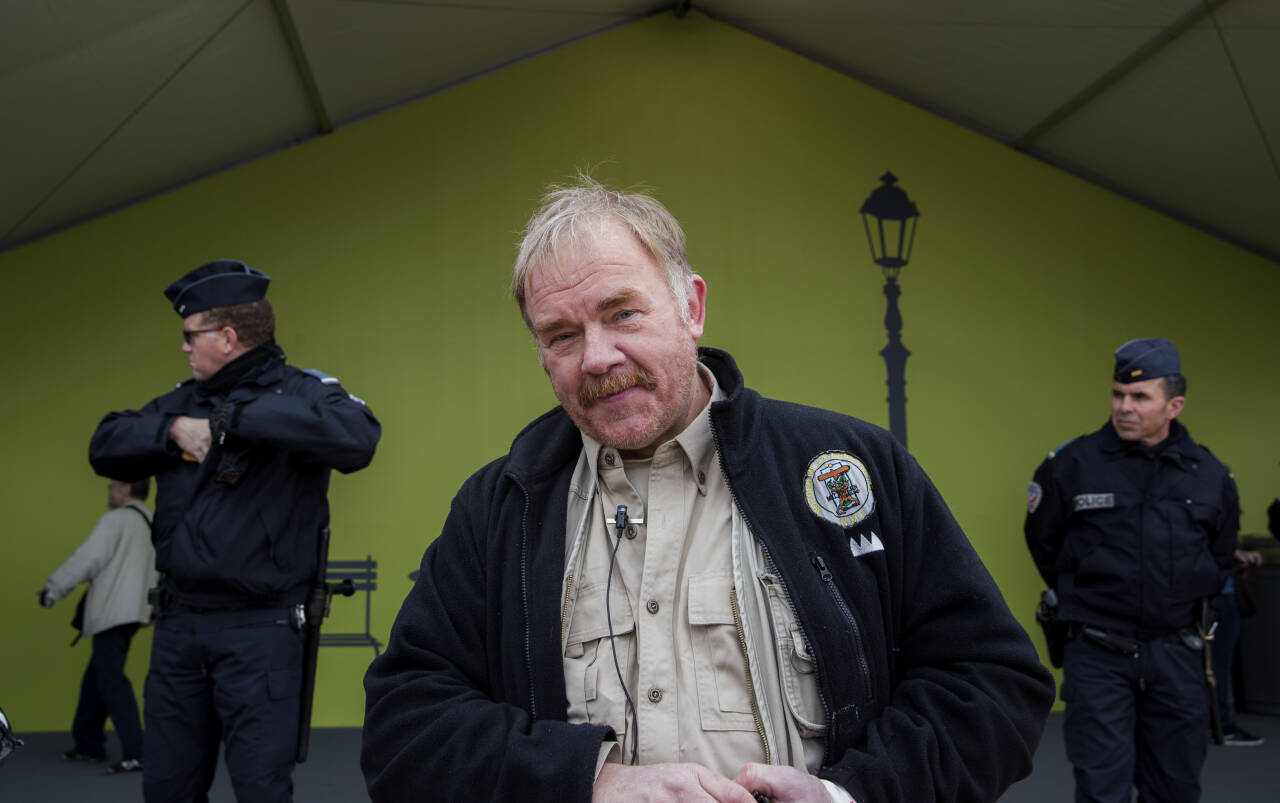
804;451;875;528
1027;482;1043;514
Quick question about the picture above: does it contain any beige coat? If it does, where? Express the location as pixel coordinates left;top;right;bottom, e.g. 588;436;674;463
46;500;158;636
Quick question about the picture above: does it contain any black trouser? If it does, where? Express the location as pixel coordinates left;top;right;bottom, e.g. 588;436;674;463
144;607;304;803
1210;593;1240;731
1062;632;1208;803
72;622;143;760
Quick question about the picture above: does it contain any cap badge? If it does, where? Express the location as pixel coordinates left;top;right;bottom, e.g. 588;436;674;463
804;451;874;528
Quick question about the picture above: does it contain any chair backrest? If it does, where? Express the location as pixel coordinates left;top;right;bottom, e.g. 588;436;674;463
327;558;376;592
317;555;383;656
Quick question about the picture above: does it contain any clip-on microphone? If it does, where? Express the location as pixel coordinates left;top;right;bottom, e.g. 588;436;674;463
613;504;642;537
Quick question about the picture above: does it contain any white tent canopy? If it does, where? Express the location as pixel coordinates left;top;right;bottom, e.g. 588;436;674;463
3;0;1277;262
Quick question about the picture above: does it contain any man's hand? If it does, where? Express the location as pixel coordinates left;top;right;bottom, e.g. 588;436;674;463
38;590;54;608
594;762;758;802
1235;548;1263;568
734;764;834;803
169;416;212;462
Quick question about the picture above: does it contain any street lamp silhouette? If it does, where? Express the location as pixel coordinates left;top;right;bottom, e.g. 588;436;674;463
859;172;920;448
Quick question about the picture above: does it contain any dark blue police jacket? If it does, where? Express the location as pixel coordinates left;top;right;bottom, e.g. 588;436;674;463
1025;419;1238;637
89;345;380;609
362;347;1053;803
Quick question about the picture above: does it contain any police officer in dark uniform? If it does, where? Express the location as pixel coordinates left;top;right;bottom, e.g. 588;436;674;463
1025;337;1238;803
89;260;381;802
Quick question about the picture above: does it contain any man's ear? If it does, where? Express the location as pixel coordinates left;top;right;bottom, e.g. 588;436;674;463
1166;395;1185;420
220;327;239;355
685;275;707;340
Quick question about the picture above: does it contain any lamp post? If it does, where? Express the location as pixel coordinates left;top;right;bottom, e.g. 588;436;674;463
859;172;920;448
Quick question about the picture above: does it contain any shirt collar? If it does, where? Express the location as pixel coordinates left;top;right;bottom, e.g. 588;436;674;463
582;363;723;492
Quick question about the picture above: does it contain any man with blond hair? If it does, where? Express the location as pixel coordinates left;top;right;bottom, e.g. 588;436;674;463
364;178;1052;802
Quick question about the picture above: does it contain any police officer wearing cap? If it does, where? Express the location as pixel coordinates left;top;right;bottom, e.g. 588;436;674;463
1025;338;1239;803
89;259;381;801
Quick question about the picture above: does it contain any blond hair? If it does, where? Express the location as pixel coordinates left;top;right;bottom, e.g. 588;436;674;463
511;173;693;324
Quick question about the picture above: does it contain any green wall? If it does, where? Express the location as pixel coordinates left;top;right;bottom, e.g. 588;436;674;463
3;11;1277;732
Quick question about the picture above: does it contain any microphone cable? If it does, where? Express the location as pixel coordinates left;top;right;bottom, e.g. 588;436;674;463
606;504;640;764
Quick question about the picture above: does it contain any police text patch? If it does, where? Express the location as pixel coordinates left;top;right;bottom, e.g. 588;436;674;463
1073;493;1115;512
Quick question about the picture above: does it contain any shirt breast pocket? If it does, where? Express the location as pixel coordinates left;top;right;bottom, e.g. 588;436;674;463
563;580;635;740
687;571;756;732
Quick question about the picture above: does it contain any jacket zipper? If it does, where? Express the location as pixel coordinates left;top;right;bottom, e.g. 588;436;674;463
561;572;574;644
729;586;771;764
519;483;537;720
812;555;873;703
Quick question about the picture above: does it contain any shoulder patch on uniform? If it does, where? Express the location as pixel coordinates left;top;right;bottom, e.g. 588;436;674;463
302;368;341;385
1027;482;1043;514
1047;436;1079;460
804;451;875;528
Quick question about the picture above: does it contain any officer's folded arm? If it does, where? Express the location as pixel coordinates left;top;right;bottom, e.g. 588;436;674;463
227;387;379;471
89;407;182;479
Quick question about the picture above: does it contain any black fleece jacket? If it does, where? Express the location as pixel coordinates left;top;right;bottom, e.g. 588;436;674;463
362;348;1053;802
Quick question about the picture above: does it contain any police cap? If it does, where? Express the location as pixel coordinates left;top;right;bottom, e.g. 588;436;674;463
164;259;271;317
1113;337;1180;383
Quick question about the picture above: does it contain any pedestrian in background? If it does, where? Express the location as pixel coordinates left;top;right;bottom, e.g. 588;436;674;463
40;478;157;774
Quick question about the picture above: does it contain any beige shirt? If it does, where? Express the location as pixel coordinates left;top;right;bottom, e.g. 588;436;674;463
561;366;839;792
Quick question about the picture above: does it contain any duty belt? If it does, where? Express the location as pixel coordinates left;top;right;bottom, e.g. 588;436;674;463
147;585;295;616
1073;625;1142;656
148;587;217;613
1068;624;1203;657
